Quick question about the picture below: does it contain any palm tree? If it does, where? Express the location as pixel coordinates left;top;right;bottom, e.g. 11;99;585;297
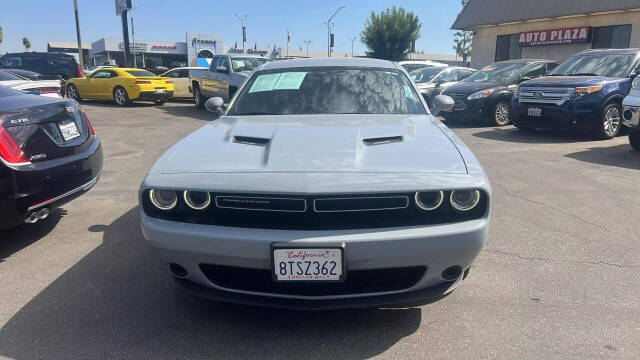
22;37;31;52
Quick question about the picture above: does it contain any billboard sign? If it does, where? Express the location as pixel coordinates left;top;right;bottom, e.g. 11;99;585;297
519;26;590;46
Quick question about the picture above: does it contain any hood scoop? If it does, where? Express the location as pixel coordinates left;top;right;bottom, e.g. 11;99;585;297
362;135;404;146
233;135;271;146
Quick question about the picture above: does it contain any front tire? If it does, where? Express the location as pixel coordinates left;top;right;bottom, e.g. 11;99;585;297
113;87;130;106
629;128;640;150
67;84;81;101
193;86;205;109
492;101;512;126
593;102;622;140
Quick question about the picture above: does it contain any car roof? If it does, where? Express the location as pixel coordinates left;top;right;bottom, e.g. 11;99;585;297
496;59;556;64
225;54;267;59
261;57;396;71
579;48;640;55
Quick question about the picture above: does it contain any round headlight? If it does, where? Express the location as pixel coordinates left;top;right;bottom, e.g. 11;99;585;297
450;190;480;212
415;191;444;211
183;191;211;210
149;189;177;211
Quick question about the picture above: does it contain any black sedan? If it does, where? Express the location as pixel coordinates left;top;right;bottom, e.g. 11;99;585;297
0;85;103;229
441;59;559;126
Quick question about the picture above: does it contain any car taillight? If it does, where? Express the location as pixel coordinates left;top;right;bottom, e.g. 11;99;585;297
82;111;96;136
0;127;30;165
77;65;83;77
165;80;173;84
135;80;152;84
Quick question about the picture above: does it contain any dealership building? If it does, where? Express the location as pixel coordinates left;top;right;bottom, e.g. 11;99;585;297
452;0;640;68
87;33;223;69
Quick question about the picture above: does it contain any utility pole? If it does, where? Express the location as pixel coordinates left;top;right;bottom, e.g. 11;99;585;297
73;0;84;74
303;40;311;57
326;6;345;57
348;36;356;57
130;3;136;67
235;14;247;54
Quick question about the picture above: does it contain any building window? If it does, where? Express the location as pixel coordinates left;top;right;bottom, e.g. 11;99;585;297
495;34;522;62
592;24;632;49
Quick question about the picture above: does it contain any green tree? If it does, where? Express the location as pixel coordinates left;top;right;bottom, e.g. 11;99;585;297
453;0;472;65
22;37;30;52
360;6;421;61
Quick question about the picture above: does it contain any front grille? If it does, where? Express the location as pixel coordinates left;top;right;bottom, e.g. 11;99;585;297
446;93;469;110
200;264;427;296
142;191;489;230
518;87;574;105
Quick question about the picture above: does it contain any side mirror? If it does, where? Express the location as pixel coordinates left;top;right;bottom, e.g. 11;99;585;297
205;97;225;116
518;76;532;84
432;95;455;116
216;66;229;73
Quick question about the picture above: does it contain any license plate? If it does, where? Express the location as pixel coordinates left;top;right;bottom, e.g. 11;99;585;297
155;88;166;93
528;107;542;117
58;121;80;141
273;248;343;281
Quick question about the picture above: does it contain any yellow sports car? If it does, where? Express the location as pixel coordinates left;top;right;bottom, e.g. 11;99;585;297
66;68;174;106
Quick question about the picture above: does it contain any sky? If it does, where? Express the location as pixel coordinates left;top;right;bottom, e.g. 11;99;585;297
0;0;464;56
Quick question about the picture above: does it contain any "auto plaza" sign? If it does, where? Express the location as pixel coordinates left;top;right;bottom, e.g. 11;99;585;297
519;26;591;46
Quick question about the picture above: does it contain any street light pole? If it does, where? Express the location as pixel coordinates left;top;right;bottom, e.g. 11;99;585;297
303;40;311;57
73;0;84;74
348;36;356;57
327;6;345;57
235;14;247;54
130;4;136;67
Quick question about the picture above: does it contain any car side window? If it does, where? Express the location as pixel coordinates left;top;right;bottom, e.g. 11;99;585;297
546;62;559;74
210;57;220;72
92;70;111;78
458;69;474;80
1;55;23;67
179;69;189;78
165;70;177;78
107;71;118;78
439;69;458;82
217;57;230;72
520;63;546;79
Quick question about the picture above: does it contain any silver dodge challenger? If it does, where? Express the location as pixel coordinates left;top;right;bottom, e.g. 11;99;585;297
140;58;491;310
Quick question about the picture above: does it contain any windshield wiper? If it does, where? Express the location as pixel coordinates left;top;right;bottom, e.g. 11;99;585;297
568;73;600;76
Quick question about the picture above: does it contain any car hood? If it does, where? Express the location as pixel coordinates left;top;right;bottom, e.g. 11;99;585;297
521;76;619;87
159;114;467;174
0;79;61;90
442;81;501;96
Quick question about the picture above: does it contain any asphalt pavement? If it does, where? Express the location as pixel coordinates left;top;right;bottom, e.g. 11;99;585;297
0;101;638;359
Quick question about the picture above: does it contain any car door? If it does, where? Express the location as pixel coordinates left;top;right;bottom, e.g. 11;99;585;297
210;56;230;99
201;57;219;96
173;69;190;97
458;69;475;81
84;70;111;98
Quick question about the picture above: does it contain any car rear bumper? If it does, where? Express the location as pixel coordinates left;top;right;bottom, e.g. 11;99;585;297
0;138;103;229
135;91;174;101
141;212;488;309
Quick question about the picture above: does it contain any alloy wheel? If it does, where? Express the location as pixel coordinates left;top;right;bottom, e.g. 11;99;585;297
194;88;200;106
603;107;621;137
494;102;511;126
114;88;126;105
68;85;78;100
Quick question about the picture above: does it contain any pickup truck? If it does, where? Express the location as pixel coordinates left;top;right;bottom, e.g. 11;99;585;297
512;49;640;139
622;77;640;150
189;54;269;108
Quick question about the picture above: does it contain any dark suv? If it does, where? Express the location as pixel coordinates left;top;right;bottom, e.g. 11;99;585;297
441;59;558;126
512;49;640;139
0;52;81;80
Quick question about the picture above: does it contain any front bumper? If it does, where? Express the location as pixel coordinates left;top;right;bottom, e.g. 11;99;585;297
0;138;103;229
512;99;599;131
135;91;174;102
622;106;640;128
141;212;488;309
440;98;490;121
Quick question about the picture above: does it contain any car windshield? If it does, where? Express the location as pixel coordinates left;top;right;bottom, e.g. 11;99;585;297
230;58;268;72
550;53;636;78
126;70;156;77
410;67;446;83
0;70;24;81
228;67;426;116
464;63;525;83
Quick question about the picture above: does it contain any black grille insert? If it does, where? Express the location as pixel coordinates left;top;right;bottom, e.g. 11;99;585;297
200;264;427;296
